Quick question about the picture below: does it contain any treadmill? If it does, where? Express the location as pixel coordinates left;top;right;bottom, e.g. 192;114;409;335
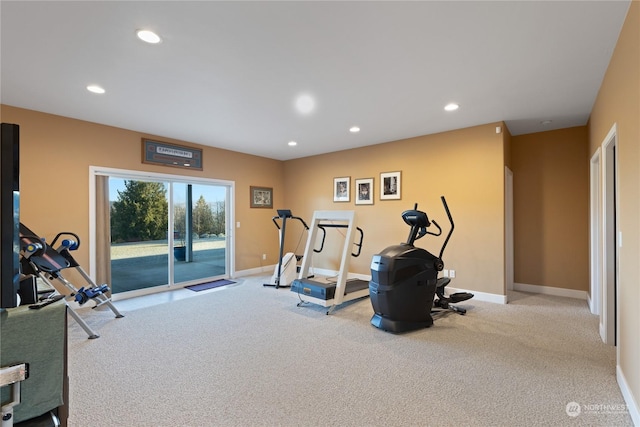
290;210;369;314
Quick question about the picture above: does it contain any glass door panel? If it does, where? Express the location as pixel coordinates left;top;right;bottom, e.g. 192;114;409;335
173;183;227;284
109;177;169;293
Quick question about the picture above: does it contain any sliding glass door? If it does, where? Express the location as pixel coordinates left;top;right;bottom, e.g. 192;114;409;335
92;168;233;297
109;178;170;293
172;182;228;284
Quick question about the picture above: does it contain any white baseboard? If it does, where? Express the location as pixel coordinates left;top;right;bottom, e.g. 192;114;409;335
234;265;274;278
447;287;507;304
617;365;640;425
514;282;588;300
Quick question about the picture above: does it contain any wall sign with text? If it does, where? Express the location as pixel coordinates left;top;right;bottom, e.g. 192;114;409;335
142;139;203;170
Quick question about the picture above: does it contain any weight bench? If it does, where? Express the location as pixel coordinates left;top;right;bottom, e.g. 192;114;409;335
19;223;124;339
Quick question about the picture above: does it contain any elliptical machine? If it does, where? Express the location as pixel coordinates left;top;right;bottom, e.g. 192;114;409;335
369;196;473;333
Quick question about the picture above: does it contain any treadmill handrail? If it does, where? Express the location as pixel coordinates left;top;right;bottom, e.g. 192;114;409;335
271;215;309;231
314;224;364;257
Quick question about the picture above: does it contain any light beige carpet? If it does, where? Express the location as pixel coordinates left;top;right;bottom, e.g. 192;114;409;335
66;275;632;426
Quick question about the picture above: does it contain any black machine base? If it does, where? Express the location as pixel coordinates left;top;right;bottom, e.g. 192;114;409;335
370;313;433;333
368;197;474;333
291;278;369;300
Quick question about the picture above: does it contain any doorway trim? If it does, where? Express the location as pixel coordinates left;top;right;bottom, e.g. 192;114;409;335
599;123;618;347
88;166;236;288
589;148;602;316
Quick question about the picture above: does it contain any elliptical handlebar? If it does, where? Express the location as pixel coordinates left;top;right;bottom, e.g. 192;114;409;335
438;196;454;261
427;220;442;237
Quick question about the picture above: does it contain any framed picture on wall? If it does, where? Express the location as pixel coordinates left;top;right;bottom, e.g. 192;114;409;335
250;186;273;208
333;177;350;202
380;171;401;200
355;178;374;205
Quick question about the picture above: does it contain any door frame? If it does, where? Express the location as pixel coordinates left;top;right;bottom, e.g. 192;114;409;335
598;124;618;347
88;166;236;292
589;148;602;316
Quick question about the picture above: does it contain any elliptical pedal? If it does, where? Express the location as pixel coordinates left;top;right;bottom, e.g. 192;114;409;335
449;292;474;303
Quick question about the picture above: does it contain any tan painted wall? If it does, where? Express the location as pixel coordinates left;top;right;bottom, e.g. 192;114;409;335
284;123;507;296
511;126;589;291
1;104;508;298
0;106;285;272
588;0;639;417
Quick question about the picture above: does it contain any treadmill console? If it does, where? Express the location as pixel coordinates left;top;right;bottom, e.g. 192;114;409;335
276;209;292;218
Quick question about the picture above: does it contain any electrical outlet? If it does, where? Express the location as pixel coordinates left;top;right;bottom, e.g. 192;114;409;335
262;254;266;260
442;269;449;278
449;269;456;278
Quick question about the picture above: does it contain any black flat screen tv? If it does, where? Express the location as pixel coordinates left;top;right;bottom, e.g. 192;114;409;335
1;123;20;309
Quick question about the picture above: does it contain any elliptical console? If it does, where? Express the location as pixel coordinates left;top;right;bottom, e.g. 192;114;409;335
369;196;463;333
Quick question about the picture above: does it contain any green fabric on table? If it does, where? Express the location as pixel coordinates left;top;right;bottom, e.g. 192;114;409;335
1;299;65;423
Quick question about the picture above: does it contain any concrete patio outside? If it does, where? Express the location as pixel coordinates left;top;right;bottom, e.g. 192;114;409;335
110;237;227;294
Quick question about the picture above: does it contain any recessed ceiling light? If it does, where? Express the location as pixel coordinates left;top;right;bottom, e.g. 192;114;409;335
294;94;315;115
540;120;553;125
349;126;360;133
86;85;105;94
136;29;161;44
288;141;297;146
444;103;459;111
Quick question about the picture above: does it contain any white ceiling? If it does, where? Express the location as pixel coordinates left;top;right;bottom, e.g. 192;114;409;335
0;1;631;161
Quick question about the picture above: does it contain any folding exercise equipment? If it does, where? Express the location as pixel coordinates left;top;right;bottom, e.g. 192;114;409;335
369;197;473;333
19;223;124;339
263;210;309;289
291;210;368;314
